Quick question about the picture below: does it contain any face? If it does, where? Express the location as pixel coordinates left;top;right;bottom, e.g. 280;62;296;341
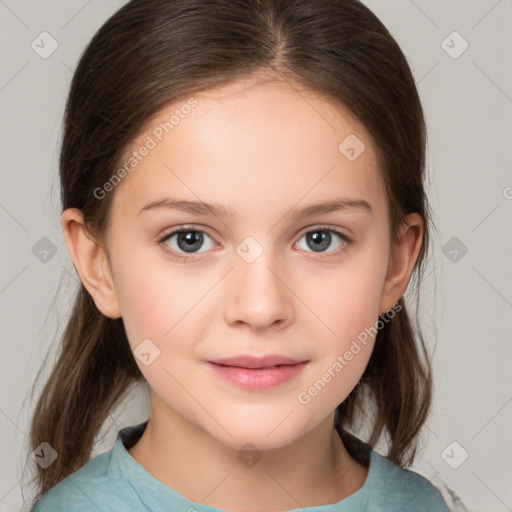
104;77;395;450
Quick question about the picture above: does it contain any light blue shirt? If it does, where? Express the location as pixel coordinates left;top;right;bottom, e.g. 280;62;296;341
31;422;451;511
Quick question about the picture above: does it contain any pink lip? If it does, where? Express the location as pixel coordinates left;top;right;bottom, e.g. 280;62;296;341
206;355;308;389
208;354;306;369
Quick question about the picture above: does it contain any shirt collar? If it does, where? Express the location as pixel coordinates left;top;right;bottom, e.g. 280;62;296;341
111;421;379;511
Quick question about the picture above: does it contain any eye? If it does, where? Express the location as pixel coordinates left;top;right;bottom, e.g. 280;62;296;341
158;225;352;262
159;226;216;260
295;226;351;255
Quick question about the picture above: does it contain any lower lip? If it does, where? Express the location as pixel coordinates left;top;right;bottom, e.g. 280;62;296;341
207;361;307;389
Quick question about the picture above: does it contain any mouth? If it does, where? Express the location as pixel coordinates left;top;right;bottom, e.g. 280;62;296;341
206;355;308;389
208;354;307;369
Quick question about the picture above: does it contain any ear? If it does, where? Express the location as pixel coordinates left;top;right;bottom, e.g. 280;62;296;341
378;213;424;315
61;208;122;319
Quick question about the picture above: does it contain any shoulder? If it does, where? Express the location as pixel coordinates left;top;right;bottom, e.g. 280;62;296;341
366;451;452;512
30;443;145;512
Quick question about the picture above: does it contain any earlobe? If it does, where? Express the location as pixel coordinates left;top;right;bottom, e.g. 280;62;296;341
61;208;122;319
378;213;424;315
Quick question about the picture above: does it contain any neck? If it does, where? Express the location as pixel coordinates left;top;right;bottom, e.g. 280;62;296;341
128;394;368;511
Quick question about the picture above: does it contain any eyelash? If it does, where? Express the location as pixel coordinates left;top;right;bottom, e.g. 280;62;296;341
157;225;352;262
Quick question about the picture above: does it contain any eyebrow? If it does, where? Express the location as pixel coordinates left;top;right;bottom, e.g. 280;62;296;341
138;196;372;218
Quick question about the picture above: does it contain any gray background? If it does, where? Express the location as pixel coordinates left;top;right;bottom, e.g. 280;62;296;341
1;1;511;511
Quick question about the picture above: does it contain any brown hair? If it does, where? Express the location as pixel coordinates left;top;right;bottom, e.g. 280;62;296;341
28;0;433;501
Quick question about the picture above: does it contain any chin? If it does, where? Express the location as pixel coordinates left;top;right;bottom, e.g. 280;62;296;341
203;414;310;452
226;431;299;452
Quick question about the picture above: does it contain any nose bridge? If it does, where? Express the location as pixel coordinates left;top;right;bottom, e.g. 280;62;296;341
224;234;293;329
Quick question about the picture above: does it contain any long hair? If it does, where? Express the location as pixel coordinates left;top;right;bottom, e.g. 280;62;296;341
28;0;433;500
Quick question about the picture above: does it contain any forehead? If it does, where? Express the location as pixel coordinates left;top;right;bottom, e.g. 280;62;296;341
111;77;386;219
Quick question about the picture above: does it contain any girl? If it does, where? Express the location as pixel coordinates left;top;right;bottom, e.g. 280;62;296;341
28;0;458;510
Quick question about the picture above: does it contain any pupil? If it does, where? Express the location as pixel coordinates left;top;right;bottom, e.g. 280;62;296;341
308;230;331;252
178;231;203;253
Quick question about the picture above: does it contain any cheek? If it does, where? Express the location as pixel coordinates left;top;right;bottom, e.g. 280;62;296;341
115;266;209;393
113;255;223;391
115;273;172;346
112;235;206;335
294;252;386;408
118;270;206;344
304;253;385;345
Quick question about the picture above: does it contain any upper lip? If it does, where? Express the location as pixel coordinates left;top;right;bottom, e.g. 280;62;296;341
208;355;307;369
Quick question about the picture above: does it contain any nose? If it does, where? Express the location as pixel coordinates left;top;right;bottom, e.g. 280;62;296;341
224;249;294;332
